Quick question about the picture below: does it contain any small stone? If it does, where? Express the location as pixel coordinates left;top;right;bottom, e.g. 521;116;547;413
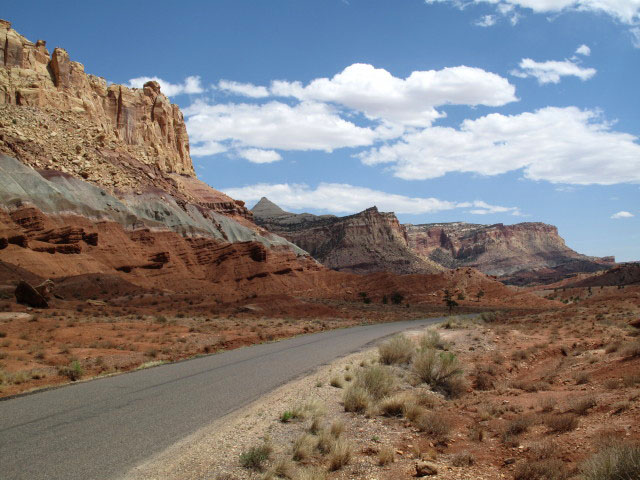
415;461;438;477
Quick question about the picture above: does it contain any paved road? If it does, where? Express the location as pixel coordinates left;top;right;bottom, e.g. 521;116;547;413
0;316;446;480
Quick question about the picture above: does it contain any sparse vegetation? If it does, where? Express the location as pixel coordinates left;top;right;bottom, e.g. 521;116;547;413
239;442;272;470
580;443;640;480
378;334;413;365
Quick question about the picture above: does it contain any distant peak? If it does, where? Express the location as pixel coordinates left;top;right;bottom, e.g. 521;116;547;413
251;197;288;217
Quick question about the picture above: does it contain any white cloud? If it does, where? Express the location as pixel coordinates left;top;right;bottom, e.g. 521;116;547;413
631;27;640;48
127;75;204;97
611;211;634;219
184;99;378;152
511;58;596;84
424;0;640;24
271;63;517;127
575;44;591;56
359;106;640;185
217;80;270;98
475;14;497;26
223;182;520;216
190;141;227;157
238;148;282;164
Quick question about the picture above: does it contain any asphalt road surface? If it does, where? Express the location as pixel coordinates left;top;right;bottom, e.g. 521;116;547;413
0;316;447;480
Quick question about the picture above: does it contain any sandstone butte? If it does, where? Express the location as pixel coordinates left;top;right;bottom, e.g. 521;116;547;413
0;19;559;310
252;197;615;285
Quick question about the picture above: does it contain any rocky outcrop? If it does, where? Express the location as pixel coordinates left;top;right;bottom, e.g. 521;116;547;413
252;198;443;275
406;222;614;285
0;19;192;180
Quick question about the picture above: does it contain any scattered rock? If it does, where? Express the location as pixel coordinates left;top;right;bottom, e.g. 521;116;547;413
415;461;438;477
15;280;48;308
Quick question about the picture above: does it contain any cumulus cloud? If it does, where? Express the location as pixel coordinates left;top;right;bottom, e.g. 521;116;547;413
190;141;227;157
223;182;521;216
611;211;634;219
238;148;282;164
270;63;517;127
575;44;591;56
217;80;270;98
358;106;640;185
475;14;497;26
511;58;596;84
127;75;204;96
184;99;378;152
424;0;640;24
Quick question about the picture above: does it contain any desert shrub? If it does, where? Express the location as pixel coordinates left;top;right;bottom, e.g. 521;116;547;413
538;396;557;413
379;393;410;417
513;459;567;480
402;402;425;422
605;340;621;354
622;340;640;359
544;413;579;433
328;439;351;471
611;401;630;415
378;334;414;365
240;443;272;470
414;411;452;441
568;396;597;416
575;371;591;385
469;424;484;442
474;371;495;391
378;446;395;465
354;365;396;400
292;434;317;462
390;292;404;305
604;378;620;390
530;440;557;461
330;376;343;388
412;349;464;398
580;443;640;480
343;385;370;413
505;415;533;436
58;360;83;381
419;330;448;351
451;451;475;467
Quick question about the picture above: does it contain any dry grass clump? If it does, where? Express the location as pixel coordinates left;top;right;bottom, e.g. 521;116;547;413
329;420;344;438
377;446;395;465
611;400;630;415
544;413;579;433
354;365;396;400
412;349;465;398
419;330;448;351
538;396;557;413
327;439;351;471
292;434;317;462
266;457;296;479
513;459;567;480
451;451;475;467
378;393;411;417
414;411;452;442
568;395;596;415
378;334;414;365
580;442;640;480
622;340;640;358
575;371;591;385
343;385;370;413
502;415;533;445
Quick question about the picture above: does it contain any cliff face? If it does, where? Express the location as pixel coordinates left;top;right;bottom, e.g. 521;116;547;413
252;198;443;275
0;19;192;180
406;222;615;285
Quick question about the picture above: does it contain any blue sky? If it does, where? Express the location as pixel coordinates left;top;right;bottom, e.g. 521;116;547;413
4;0;640;261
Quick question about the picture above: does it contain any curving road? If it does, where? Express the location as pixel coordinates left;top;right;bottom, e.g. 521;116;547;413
0;316;446;480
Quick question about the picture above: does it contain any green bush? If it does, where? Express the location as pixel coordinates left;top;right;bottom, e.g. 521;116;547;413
239;443;272;470
412;349;464;397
